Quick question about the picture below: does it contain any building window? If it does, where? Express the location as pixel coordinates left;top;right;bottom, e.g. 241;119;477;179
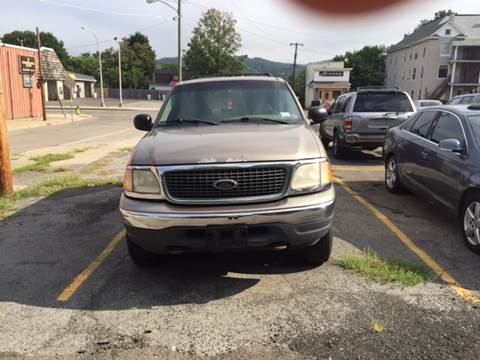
409;53;412;61
402;71;405;80
420;67;424;79
423;47;426;57
438;65;449;78
445;28;451;36
411;90;415;98
407;69;411;80
404;55;407;62
395;55;398;64
440;39;452;57
419;88;422;100
414;53;418;60
394;72;396;81
22;74;34;88
412;68;416;80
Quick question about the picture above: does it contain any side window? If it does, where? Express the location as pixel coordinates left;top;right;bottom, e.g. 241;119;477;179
448;97;462;105
461;96;474;104
341;96;352;113
334;97;345;114
430;112;465;145
402;113;421;131
410;111;438;138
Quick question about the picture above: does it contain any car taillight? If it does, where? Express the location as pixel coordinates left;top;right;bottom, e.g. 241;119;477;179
344;117;353;131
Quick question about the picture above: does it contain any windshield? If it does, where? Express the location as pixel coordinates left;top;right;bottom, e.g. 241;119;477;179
156;80;303;126
353;92;414;113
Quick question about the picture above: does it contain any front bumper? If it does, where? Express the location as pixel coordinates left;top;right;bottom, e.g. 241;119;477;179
120;187;335;253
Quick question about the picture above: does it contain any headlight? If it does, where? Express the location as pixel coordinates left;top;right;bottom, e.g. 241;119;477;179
123;167;163;198
291;161;333;192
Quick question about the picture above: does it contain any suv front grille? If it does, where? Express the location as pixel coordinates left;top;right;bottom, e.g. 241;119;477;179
163;167;288;201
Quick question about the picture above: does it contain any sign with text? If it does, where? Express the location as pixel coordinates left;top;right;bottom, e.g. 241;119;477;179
319;71;344;77
19;56;36;74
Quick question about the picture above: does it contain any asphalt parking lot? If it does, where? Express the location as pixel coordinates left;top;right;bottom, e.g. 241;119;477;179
1;148;480;360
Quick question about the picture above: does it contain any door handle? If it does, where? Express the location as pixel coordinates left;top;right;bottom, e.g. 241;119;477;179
421;150;429;159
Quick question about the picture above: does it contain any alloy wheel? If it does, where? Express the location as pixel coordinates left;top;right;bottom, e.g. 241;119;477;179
386;158;397;189
464;202;480;246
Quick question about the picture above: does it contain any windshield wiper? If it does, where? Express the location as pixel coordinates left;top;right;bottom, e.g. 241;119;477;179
222;116;290;124
173;118;218;126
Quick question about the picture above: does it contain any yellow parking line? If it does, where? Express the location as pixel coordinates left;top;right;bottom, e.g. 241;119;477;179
56;230;125;303
335;177;480;305
333;165;384;172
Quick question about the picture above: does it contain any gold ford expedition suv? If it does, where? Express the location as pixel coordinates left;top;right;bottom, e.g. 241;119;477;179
120;75;335;266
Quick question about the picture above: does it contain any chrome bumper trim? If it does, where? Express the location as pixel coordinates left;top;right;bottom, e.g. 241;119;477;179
120;191;335;230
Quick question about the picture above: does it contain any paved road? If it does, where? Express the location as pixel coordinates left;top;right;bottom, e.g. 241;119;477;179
8;109;157;154
1;144;480;359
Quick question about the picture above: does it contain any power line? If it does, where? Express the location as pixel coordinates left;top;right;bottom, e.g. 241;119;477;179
38;0;168;18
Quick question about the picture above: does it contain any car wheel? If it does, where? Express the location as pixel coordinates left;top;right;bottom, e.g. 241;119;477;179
385;156;404;194
333;132;346;159
126;235;159;266
298;230;332;266
462;196;480;254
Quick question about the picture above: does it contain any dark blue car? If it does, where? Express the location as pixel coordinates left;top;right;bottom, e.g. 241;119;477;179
383;104;480;254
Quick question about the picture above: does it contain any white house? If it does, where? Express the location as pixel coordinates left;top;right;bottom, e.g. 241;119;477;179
305;61;352;107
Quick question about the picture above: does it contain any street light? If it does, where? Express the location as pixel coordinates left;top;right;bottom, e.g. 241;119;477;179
147;0;182;82
81;26;105;107
114;37;123;107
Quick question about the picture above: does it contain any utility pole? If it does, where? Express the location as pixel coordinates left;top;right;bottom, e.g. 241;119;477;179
0;72;13;196
115;37;123;107
290;43;303;87
147;0;182;81
177;0;182;82
36;27;47;121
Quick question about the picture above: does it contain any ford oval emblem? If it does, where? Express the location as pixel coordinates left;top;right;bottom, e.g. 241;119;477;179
213;179;238;191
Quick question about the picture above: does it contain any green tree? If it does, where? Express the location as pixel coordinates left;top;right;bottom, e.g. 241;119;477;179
334;45;387;90
185;8;245;77
68;53;99;78
435;9;456;19
120;32;156;88
292;69;306;107
1;30;70;65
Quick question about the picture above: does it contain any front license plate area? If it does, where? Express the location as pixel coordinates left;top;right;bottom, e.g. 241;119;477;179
206;225;248;250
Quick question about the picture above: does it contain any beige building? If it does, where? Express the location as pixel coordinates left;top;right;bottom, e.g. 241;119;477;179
305;61;352;107
386;14;480;101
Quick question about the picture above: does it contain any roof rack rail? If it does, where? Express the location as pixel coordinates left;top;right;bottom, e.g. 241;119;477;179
190;73;273;79
356;86;402;91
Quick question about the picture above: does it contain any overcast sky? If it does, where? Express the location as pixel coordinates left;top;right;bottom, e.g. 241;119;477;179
2;0;479;64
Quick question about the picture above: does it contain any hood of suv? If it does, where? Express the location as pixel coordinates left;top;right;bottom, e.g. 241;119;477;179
131;124;325;165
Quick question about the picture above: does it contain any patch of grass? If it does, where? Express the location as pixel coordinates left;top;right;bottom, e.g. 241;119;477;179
51;167;70;173
12;148;91;175
119;147;134;153
338;251;433;287
0;175;121;214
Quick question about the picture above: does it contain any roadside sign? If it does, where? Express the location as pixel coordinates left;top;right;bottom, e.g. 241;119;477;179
64;77;76;89
19;56;36;74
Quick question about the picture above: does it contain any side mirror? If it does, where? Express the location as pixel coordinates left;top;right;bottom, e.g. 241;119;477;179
134;114;153;131
439;139;465;154
308;107;328;124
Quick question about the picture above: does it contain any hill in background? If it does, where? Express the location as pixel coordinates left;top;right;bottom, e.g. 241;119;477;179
156;56;305;78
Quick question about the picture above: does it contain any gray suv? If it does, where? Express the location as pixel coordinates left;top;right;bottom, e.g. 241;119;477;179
320;88;416;158
120;75;335;267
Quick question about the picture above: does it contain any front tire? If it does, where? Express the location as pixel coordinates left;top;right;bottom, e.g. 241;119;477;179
462;195;480;254
333;132;347;159
126;235;159;266
297;230;332;266
385;156;405;194
320;126;330;148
